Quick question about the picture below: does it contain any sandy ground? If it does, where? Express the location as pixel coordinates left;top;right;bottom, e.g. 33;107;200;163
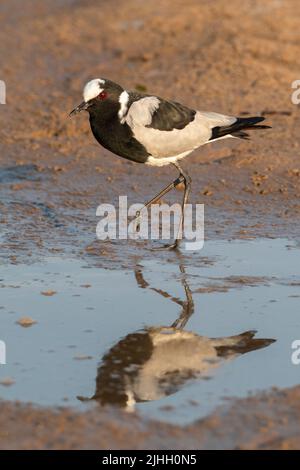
0;0;300;449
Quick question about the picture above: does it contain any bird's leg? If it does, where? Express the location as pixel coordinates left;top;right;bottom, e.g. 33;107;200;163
134;163;191;249
135;262;194;330
171;264;194;329
165;162;192;250
135;174;184;226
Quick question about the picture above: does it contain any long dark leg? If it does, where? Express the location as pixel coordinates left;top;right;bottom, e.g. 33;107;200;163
171;265;194;329
135;174;184;224
135;163;191;250
135;262;194;330
168;162;192;250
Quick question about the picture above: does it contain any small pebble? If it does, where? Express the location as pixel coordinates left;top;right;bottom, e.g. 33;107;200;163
16;316;37;327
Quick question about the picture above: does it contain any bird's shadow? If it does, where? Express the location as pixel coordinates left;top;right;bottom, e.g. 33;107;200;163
77;258;275;410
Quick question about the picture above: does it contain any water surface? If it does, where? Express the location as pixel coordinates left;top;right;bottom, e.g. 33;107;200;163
0;238;299;424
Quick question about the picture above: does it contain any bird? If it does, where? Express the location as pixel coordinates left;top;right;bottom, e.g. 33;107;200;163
70;78;271;249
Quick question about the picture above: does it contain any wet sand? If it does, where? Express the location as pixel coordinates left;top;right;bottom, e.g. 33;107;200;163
0;0;300;450
1;385;300;449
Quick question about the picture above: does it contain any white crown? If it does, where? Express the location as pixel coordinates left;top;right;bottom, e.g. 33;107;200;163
83;78;105;102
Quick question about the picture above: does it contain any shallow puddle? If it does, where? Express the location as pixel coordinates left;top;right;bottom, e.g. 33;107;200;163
0;238;299;424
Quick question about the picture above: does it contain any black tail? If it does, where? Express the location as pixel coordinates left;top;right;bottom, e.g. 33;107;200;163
215;330;276;358
210;116;271;141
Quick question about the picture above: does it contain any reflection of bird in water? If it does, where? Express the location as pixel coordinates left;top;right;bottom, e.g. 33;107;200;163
78;264;275;409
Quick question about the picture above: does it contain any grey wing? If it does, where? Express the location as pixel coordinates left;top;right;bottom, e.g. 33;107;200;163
125;96;237;159
125;94;196;130
146;99;196;131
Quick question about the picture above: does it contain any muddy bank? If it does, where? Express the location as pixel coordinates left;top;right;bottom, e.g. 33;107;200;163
0;385;299;449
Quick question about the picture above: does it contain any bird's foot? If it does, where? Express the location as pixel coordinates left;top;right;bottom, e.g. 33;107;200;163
151;240;181;251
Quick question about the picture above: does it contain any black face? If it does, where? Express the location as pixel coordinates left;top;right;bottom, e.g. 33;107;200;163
69;79;124;119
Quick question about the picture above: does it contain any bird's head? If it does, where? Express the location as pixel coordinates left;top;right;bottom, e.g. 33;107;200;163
69;78;128;121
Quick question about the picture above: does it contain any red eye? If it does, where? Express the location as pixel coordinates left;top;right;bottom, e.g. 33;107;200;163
98;91;107;100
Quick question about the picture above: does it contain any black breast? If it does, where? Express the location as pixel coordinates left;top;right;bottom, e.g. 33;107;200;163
89;114;149;164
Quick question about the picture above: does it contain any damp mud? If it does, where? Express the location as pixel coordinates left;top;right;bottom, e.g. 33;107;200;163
0;0;300;450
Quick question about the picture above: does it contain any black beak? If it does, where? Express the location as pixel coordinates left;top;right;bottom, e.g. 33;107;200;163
69;101;90;117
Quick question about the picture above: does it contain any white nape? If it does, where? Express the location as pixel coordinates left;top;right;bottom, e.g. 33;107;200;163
118;90;130;123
